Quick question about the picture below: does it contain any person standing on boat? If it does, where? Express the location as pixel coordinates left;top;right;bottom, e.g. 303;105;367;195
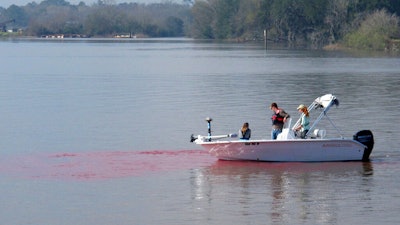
270;102;290;140
239;122;251;140
293;104;310;138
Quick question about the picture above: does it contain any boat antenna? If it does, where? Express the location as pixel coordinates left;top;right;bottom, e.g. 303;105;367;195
205;117;212;141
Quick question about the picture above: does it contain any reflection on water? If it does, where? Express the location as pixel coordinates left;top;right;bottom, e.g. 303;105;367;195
192;161;374;224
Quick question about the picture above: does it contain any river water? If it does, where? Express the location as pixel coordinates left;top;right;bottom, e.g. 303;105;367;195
0;38;399;224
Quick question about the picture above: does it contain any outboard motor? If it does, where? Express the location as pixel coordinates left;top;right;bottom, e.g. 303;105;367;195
353;130;374;161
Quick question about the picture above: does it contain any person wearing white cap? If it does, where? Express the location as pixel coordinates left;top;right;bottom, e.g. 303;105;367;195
293;104;310;138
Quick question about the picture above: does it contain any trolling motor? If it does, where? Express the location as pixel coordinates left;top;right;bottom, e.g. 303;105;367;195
190;117;213;142
205;117;212;141
190;117;237;143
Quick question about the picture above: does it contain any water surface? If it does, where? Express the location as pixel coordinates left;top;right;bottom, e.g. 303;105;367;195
0;38;399;224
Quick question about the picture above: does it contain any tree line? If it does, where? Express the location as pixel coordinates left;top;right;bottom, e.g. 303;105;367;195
0;0;192;38
1;0;399;50
191;0;400;49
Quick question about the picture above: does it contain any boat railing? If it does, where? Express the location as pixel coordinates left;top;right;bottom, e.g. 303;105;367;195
284;118;292;129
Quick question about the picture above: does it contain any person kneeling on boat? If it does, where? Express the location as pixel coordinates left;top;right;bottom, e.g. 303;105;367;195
293;104;310;139
239;122;251;140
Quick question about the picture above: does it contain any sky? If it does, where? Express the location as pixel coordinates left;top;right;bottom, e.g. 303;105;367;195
0;0;178;8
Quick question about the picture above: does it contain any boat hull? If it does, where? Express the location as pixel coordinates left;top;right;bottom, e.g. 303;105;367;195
199;139;369;162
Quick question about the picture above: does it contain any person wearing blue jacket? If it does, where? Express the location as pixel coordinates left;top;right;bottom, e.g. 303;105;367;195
239;122;251;140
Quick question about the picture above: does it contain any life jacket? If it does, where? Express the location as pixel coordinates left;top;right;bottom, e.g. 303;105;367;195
271;110;285;126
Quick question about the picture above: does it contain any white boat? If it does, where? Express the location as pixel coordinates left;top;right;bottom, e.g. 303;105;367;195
191;94;374;162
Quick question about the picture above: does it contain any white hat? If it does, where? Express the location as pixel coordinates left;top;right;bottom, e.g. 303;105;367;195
297;104;306;110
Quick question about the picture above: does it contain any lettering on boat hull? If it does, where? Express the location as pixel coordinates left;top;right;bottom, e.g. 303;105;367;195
322;143;353;148
245;142;260;146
